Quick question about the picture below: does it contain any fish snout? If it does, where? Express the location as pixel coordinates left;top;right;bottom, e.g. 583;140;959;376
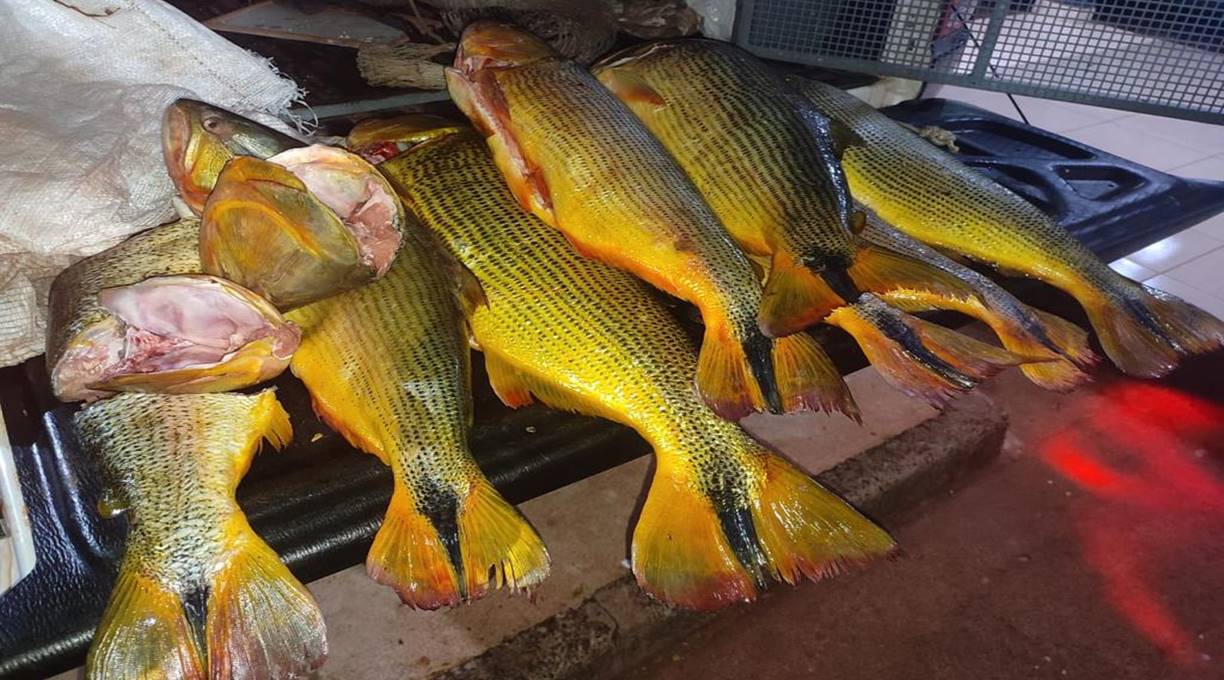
455;21;554;72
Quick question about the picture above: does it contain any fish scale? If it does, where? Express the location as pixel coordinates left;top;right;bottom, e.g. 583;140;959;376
793;77;1224;377
286;228;547;608
595;41;854;265
75;391;326;679
379;128;893;610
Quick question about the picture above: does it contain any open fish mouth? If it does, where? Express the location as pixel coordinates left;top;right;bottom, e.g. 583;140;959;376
201;144;404;307
52;274;299;401
346;114;465;164
453;21;555;73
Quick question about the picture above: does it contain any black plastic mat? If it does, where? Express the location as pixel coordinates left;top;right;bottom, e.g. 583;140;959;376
2;99;1223;678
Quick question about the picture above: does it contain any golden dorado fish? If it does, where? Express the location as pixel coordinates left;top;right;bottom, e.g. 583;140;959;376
202;145;405;308
162;99;302;214
792;77;1224;377
446;22;850;421
76;390;326;678
377;123;891;609
47;219;299;402
593;40;1036;403
858;209;1098;391
347;114;466;164
286;229;548;608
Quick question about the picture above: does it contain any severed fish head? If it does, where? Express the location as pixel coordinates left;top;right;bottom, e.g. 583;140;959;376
162;98;302;214
200;144;404;308
452;21;556;74
346;114;466;164
51;274;300;402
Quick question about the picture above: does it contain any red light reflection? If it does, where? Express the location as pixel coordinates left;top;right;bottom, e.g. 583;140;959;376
1039;380;1224;665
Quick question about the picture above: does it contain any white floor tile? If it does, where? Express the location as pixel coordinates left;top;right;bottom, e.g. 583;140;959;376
1113;114;1224;154
931;85;1022;121
1126;230;1224;273
1145;275;1224;321
1193;211;1224;241
1063;121;1213;171
1165;250;1224;298
1011;96;1124;133
1172;154;1224;182
1109;257;1156;282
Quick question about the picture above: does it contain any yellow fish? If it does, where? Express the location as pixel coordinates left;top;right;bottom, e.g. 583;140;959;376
378;123;892;609
593;39;1038;403
286;229;548;608
75;390;326;678
793;77;1224;378
446;22;850;421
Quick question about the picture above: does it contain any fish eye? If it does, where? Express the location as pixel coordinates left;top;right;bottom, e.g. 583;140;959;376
202;115;223;133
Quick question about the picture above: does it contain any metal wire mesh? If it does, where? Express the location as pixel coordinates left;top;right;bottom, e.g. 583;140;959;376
737;0;1224;123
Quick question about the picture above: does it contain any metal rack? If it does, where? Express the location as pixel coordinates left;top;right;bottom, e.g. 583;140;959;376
736;0;1224;124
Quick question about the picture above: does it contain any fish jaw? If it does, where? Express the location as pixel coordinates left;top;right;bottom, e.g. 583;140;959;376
346;115;465;163
52;275;299;401
453;21;555;74
201;147;403;307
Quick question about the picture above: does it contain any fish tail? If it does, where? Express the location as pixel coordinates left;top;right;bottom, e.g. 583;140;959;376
846;243;971;302
826;294;1034;406
632;447;893;610
771;332;861;421
696;323;775;419
1081;279;1224;378
1015;308;1098;391
882;288;1096;392
367;478;549;608
206;516;329;679
86;565;206;679
757;252;847;338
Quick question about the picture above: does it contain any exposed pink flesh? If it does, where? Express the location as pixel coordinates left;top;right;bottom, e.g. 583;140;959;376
94;278;297;382
268;145;401;275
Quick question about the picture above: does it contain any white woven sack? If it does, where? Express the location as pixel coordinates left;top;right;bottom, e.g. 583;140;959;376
0;0;303;366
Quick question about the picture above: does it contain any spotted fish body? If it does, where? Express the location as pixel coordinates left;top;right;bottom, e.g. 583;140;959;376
593;40;860;334
792;77;1224;377
286;230;547;608
76;391;326;679
378;126;892;610
447;22;850;421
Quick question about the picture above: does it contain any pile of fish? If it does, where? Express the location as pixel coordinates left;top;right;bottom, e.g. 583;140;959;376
46;22;1224;678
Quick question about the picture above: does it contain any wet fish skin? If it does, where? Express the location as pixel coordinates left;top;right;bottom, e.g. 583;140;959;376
446;22;853;421
162;98;302;214
593;39;859;334
791;77;1224;377
286;227;547;608
379;124;891;610
76;390;326;679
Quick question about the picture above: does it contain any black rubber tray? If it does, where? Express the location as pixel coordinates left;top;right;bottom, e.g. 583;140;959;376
3;99;1223;679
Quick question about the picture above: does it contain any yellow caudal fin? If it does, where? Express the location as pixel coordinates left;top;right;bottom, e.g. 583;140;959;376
826;294;1037;406
846;243;971;303
772;332;861;421
758;253;848;338
696;323;773;420
881;288;1096;392
631;463;760;610
367;479;548;608
632;448;893;610
751;452;895;585
459;478;550;598
86;567;206;679
1082;281;1224;378
206;519;328;679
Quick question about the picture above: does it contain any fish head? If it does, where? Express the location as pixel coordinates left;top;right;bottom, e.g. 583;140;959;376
346;115;466;163
162;99;301;214
201;146;404;308
453;21;555;74
52;274;300;401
